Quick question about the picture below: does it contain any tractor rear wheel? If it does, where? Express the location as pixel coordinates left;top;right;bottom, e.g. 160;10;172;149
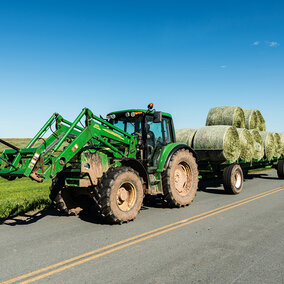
277;160;284;179
223;164;244;194
94;167;144;224
162;149;198;207
49;173;92;215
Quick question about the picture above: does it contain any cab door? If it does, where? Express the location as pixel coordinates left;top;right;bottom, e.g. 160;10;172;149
145;115;174;168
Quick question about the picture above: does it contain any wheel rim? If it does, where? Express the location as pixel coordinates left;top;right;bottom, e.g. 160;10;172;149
116;182;136;211
234;171;242;189
174;162;193;196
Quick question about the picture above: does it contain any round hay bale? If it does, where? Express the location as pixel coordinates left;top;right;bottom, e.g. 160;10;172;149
206;106;245;128
249;130;264;160
273;132;282;158
259;131;275;160
243;109;258;130
256;110;266;131
236;128;254;161
280;133;284;156
175;128;197;147
193;125;241;162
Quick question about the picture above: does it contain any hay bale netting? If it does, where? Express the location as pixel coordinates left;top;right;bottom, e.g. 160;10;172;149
193;125;241;162
273;133;282;158
256;110;266;131
249;130;264;160
175;128;197;147
206;106;245;128
236;128;254;161
259;131;275;160
243;109;258;130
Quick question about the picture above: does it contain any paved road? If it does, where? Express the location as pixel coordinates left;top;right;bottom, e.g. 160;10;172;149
1;170;284;284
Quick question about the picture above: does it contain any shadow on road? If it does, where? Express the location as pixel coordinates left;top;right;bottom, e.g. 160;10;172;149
2;171;280;226
0;207;58;226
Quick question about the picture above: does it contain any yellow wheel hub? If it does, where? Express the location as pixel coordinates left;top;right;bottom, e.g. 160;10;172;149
174;163;193;196
117;182;136;211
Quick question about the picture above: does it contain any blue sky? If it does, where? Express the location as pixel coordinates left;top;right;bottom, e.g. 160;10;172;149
0;0;283;137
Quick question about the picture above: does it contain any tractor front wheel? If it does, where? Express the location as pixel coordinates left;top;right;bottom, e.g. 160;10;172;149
162;149;199;207
49;173;92;215
94;167;144;224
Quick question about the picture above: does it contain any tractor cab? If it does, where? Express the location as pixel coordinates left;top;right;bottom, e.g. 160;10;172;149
108;104;175;167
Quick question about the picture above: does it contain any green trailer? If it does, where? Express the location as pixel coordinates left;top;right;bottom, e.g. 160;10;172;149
198;155;284;194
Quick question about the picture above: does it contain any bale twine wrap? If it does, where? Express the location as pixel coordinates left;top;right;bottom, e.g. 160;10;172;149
273;133;282;158
280;133;284;156
256;110;266;131
175;128;197;147
236;128;254;161
193;125;241;162
259;131;275;160
249;130;264;160
243;109;258;130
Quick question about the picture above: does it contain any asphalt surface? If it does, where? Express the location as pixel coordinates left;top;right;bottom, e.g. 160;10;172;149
1;170;284;284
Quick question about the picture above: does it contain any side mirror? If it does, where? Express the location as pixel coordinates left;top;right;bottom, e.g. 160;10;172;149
153;111;162;123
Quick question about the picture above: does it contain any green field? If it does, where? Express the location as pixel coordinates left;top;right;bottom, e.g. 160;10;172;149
0;139;52;219
0;178;51;218
0;177;51;218
0;138;32;153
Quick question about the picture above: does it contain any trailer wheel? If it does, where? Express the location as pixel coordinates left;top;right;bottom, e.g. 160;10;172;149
49;173;91;216
277;160;284;179
162;149;198;207
242;168;249;179
223;164;244;194
94;167;144;224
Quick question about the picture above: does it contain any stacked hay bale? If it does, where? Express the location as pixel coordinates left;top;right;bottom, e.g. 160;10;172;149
206;106;245;128
249;130;264;160
243;109;258;130
259;132;275;160
175;129;197;147
280;134;284;155
256;110;266;131
237;128;254;161
273;133;282;158
176;105;282;164
193;126;240;163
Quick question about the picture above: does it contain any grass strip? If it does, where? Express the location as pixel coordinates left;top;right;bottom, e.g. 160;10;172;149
0;177;51;219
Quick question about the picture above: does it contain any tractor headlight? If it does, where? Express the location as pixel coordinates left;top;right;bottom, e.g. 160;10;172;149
125;112;130;117
131;112;135;117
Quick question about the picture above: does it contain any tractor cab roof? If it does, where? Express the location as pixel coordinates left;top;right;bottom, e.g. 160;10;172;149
107;109;172;119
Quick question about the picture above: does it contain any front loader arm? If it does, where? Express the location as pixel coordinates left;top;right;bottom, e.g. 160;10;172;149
0;108;137;182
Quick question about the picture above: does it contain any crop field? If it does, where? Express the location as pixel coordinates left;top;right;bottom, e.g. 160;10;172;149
0;138;32;153
0;139;51;219
0;177;51;219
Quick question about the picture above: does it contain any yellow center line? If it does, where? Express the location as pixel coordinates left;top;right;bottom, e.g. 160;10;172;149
1;186;283;284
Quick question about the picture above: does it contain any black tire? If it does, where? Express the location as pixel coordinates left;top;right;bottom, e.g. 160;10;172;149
94;167;144;224
162;149;199;207
277;160;284;179
223;164;244;194
49;173;92;216
242;168;249;179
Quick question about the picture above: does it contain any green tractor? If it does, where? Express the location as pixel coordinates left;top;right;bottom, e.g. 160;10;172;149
0;104;199;223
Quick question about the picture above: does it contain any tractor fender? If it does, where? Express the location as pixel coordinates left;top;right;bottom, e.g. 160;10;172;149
121;158;149;189
158;143;198;172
